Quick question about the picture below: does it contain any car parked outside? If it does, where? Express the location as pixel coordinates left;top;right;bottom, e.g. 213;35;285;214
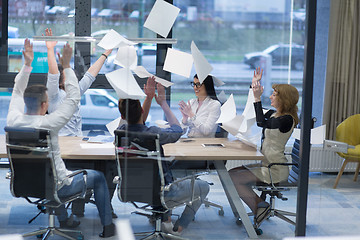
244;44;304;71
80;89;120;130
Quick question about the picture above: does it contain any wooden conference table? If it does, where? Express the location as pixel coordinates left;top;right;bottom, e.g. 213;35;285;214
1;135;264;238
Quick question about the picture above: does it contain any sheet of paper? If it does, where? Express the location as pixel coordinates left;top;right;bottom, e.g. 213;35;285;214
235;132;258;149
144;0;180;38
311;125;326;144
239;117;256;134
217;90;227;104
97;29;134;50
88;135;115;143
221;115;244;136
163;48;193;78
105;68;146;100
191;41;213;84
80;142;114;149
133;66;174;87
211;75;225;87
216;94;236;123
106;117;127;136
116;219;135;240
114;45;137;70
155;119;170;128
291;125;326;144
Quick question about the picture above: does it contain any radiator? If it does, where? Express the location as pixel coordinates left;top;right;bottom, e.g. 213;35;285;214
309;146;358;172
225;146;358;172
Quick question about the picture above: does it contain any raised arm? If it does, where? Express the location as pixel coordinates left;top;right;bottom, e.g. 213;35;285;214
7;39;34;125
155;83;180;126
44;28;59;74
87;49;112;77
142;76;156;122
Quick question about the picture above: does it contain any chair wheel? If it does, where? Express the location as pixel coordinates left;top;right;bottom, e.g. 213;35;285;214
255;228;263;235
36;234;43;239
205;203;210;207
218;209;224;216
236;219;242;226
77;234;84;240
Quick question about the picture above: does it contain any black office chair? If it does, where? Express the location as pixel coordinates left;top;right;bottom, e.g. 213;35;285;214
5;127;87;240
114;129;200;240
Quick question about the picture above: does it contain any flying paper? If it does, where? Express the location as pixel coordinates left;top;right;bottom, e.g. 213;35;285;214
216;94;236;124
105;68;146;100
191;41;213;84
97;29;135;50
144;0;180;38
211;75;225;87
163;48;193;78
292;125;326;145
114;45;138;70
133;66;174;87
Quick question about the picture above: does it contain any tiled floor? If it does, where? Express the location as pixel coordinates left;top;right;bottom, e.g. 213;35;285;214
1;167;360;240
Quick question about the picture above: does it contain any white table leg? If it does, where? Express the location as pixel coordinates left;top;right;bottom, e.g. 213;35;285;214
213;161;258;239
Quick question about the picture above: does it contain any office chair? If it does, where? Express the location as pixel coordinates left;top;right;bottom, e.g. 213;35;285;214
252;118;316;235
5;127;87;240
114;129;199;240
333;114;360;188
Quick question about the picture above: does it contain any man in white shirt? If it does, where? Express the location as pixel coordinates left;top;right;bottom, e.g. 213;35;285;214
7;39;115;238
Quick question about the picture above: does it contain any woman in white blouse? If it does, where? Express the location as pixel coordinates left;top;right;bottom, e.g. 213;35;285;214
179;75;221;138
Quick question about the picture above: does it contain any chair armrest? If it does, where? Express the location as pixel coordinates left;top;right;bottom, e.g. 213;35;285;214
56;169;88;203
266;162;297;189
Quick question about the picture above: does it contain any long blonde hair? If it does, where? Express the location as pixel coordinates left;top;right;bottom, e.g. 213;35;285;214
272;84;299;126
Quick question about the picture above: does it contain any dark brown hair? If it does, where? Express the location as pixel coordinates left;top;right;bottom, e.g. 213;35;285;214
118;99;142;124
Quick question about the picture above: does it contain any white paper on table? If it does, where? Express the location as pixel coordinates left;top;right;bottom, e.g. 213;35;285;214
191;41;213;84
116;219;136;240
114;45;137;70
80;142;114;149
155;119;170;128
216;94;236;123
105;68;146;100
163;48;194;78
88;135;115;143
133;66;174;87
144;0;180;38
97;29;135;50
221;115;244;136
217;90;227;104
292;125;326;145
211;75;225;87
106;117;127;136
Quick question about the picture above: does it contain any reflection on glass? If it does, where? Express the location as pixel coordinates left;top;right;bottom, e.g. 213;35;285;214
8;0;75;73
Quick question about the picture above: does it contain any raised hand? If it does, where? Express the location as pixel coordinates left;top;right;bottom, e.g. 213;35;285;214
59;43;73;68
252;80;264;102
179;100;194;119
144;76;156;99
23;39;34;67
44;28;57;49
155;83;166;106
252;67;263;85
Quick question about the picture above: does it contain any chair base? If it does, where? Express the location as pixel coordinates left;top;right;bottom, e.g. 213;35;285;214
134;215;188;240
204;198;224;216
23;213;82;240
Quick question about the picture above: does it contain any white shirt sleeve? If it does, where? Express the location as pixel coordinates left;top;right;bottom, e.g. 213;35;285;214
79;71;96;96
7;65;33;125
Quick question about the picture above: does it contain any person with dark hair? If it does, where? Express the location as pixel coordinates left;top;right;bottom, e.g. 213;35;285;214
228;67;299;226
118;79;210;236
178;74;221;137
7;39;115;238
45;28;112;136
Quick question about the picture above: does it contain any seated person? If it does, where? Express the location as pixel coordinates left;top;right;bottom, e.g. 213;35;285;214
178;74;221;138
228;67;299;225
6;39;115;238
117;79;210;236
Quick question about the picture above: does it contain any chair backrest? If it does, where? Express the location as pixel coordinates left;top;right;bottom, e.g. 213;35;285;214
215;123;229;138
336;114;360;146
114;129;163;206
4;127;56;201
288;139;300;184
